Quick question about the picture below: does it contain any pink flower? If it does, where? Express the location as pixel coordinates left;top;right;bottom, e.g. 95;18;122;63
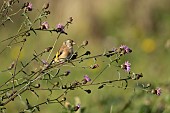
121;61;131;72
84;75;91;82
41;21;49;30
57;24;64;31
82;75;91;84
119;45;132;55
25;2;32;11
156;88;161;96
151;88;162;96
56;23;67;34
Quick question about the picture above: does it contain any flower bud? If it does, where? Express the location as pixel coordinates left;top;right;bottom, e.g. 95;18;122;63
34;84;40;88
82;40;88;46
43;2;49;9
44;10;51;15
45;47;53;52
67;17;73;23
73;104;80;111
63;70;71;76
25;32;30;36
8;61;15;70
90;64;99;69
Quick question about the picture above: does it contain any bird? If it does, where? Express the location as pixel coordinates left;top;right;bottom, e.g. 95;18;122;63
53;39;76;63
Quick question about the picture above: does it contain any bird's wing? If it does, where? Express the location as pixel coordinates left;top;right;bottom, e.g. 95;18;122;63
57;49;64;57
57;44;66;57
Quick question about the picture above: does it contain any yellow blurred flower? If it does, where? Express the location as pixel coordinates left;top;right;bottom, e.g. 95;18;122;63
141;38;156;53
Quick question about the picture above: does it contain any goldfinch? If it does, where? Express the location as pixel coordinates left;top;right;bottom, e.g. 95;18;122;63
54;39;76;63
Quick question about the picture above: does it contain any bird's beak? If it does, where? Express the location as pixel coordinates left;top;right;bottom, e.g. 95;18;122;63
72;42;76;45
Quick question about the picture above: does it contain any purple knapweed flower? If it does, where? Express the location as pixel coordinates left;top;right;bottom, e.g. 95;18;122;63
57;23;64;29
23;2;32;11
57;24;64;31
82;75;91;84
24;2;32;11
121;61;131;72
151;88;161;96
84;75;91;82
41;21;49;30
119;45;132;55
156;88;161;96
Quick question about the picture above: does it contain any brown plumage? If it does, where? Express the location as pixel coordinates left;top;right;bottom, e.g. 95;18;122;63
54;39;76;63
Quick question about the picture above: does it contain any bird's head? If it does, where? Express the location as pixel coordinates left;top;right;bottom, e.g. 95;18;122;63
64;39;76;48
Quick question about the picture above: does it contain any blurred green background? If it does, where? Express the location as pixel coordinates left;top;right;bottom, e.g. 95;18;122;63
0;0;170;113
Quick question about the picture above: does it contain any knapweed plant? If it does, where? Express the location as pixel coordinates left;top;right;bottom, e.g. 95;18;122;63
0;1;161;113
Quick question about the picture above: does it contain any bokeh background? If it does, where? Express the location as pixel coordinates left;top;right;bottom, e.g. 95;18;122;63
0;0;170;113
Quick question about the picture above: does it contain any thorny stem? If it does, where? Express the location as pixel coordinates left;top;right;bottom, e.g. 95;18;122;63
0;0;21;26
20;89;68;112
0;50;45;89
0;30;29;54
19;76;137;112
46;33;61;61
91;54;120;84
0;50;117;106
0;85;28;106
12;39;26;92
